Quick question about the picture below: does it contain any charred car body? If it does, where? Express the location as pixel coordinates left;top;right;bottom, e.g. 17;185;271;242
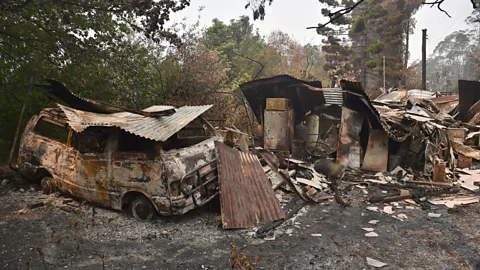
16;81;222;220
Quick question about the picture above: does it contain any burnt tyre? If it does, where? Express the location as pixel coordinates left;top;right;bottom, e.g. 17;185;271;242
40;176;55;194
129;195;154;221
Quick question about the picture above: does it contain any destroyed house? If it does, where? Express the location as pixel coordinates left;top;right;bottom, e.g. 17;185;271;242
240;75;388;172
240;76;480;178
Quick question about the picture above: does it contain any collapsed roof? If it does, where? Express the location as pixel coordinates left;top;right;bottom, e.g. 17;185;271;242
58;104;212;142
240;76;386;135
240;75;325;125
34;79;213;142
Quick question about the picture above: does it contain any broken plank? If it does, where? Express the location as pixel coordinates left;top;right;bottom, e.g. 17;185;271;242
429;196;479;208
296;177;323;190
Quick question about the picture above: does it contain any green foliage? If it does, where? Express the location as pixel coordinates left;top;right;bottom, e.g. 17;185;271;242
203;16;266;87
352;17;366;33
426;9;480;92
366;42;385;54
365;59;378;68
0;0;190;162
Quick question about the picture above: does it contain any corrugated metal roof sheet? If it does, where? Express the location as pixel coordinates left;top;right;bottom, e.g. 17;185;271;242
340;80;383;130
215;141;285;229
58;104;212;142
430;95;459;104
407;89;436;99
323;89;343;105
431;95;459;115
375;90;407;103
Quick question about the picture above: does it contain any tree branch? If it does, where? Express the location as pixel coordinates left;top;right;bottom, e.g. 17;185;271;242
471;0;478;8
306;0;365;30
423;0;451;18
306;0;478;30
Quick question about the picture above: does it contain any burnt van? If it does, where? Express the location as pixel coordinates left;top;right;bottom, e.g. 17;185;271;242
17;104;221;220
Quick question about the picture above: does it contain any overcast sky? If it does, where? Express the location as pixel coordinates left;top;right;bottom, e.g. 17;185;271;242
170;0;474;64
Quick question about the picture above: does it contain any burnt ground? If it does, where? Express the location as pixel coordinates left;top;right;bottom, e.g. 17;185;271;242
1;170;480;270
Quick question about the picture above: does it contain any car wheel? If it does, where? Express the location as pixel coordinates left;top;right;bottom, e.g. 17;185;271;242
40;176;55;194
129;195;154;221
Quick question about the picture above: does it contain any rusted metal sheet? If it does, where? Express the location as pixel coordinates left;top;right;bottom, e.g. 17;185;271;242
362;130;389;172
446;128;466;144
452;141;480;161
265;98;291;110
215;141;285;229
458;80;480;121
336;107;365;169
430;95;459;115
58;104;212;142
340;80;383;130
457;155;472;169
466;99;480;124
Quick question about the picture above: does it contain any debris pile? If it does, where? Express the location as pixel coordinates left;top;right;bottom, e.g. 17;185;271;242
209;75;480;236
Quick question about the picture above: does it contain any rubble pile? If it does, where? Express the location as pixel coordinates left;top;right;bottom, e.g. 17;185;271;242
215;75;480;236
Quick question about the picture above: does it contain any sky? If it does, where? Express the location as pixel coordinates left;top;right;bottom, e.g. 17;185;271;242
170;0;474;64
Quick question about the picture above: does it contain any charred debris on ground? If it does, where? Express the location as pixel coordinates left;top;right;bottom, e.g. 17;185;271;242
7;75;480;238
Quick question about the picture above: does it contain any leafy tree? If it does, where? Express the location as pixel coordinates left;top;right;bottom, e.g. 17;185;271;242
203;16;266;87
425;9;480;93
0;0;191;162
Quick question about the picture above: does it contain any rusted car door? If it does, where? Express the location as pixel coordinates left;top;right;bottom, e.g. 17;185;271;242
110;131;165;203
28;116;74;182
71;127;112;206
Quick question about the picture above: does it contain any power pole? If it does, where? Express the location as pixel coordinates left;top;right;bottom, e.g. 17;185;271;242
404;20;410;69
383;56;386;91
361;36;367;89
422;29;427;90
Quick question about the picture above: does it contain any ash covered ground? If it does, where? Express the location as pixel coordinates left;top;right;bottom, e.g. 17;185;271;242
1;170;479;270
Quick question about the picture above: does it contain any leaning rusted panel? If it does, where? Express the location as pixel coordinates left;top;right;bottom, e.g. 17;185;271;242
340;80;383;130
458;80;480;121
362;130;389;172
336;107;364;169
58;104;212;142
215;141;285;229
